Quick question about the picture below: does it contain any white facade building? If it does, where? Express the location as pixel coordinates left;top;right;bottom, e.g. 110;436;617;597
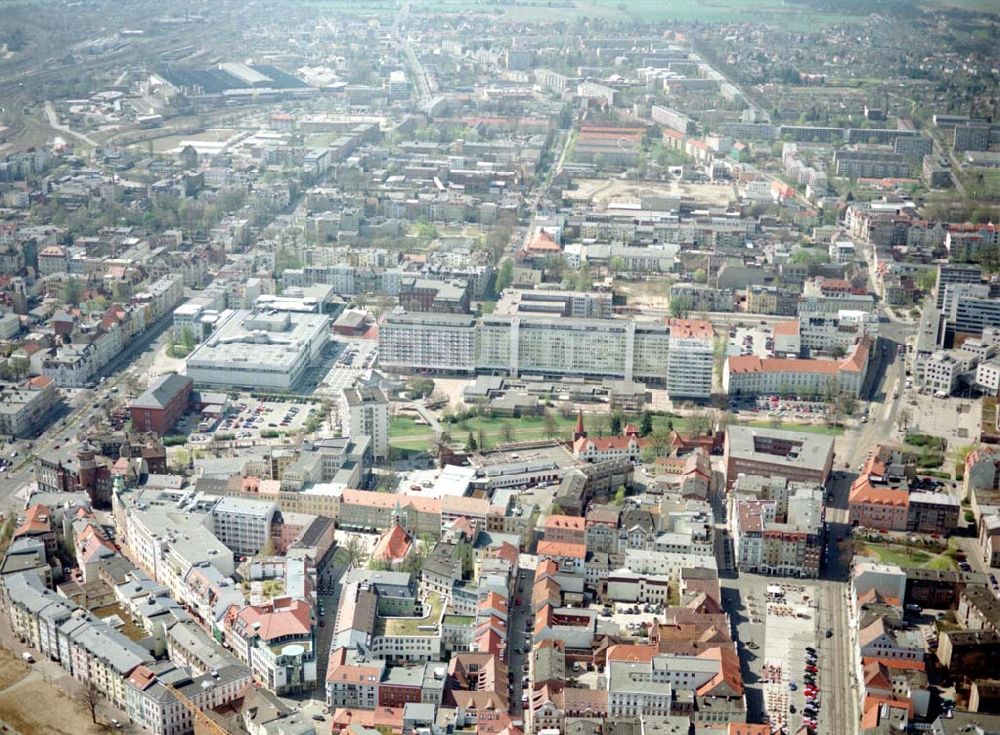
211;497;278;556
339;386;390;462
185;310;330;391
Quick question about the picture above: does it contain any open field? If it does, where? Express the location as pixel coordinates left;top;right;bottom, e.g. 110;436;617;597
743;420;845;436
564;178;737;208
0;647;29;691
616;278;673;309
145;127;241;154
390;410;839;452
855;540;958;571
390;413;583;451
0;666;106;735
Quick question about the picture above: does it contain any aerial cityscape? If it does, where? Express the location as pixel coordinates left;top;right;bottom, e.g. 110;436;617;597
0;0;998;733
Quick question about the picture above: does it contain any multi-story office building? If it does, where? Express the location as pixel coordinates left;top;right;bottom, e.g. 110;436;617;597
494;288;613;319
478;314;671;383
0;376;59;438
578;81;617;106
953;122;991;152
724;426;835;490
666;318;714;399
923;155;953;187
921;349;978;395
976;358;1000;396
382;312;710;397
211;497;277;556
535;68;571;94
798;311;878;353
340;387;390;462
935;263;983;309
941;282;1000;338
379;313;478;375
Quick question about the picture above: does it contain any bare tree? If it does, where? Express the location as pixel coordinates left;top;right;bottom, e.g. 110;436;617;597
687;411;714;436
78;679;101;724
431;430;453;460
342;535;369;570
896;407;913;434
500;422;515;444
543;410;558;438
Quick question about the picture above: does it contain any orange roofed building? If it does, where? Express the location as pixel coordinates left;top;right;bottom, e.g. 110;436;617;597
724;336;871;398
224;597;316;695
371;524;414;567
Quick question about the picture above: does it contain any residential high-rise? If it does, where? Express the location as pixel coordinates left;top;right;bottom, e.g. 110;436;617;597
340;387;390;462
666;318;714;399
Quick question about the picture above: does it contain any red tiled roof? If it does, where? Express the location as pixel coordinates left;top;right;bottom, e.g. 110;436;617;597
14;504;52;538
849;478;909;508
536;540;586;559
606;644;658;663
234;598;312;642
666;317;714;340
773;320;799;337
544;515;585;531
525;231;561;253
372;524;412;562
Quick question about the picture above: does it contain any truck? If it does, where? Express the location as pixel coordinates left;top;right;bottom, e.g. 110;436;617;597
21;651;34;663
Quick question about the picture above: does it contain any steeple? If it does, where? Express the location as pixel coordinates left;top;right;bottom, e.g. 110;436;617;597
573;409;587;441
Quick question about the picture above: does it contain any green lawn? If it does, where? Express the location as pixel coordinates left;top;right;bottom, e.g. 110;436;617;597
390;416;436;437
743;420;846;436
380;592;444;637
390;408;845;452
389;411;698;452
857;542;957;571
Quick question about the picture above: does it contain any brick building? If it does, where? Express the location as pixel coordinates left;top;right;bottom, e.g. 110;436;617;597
129;374;193;435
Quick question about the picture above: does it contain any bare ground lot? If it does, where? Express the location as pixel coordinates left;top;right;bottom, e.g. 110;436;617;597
0;647;107;735
563;178;737;208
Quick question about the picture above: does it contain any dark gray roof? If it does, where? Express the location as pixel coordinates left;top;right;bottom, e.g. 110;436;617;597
131;373;192;410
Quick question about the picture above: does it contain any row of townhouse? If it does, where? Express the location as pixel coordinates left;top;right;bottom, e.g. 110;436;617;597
41;276;183;387
111;483;322;696
1;571;248;735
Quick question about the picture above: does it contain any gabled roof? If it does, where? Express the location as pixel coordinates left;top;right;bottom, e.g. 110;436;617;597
536;540;586;559
234;598;311;642
544;515;585;531
15;504;52;538
606;644;657;663
130;373;192;410
695;645;744;697
372;524;412;562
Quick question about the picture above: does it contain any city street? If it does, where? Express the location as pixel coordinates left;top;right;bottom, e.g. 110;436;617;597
0;311;175;515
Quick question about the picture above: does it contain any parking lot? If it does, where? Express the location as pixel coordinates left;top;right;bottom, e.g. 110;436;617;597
315;338;379;397
730;394;835;420
726;325;774;360
180;394;320;443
